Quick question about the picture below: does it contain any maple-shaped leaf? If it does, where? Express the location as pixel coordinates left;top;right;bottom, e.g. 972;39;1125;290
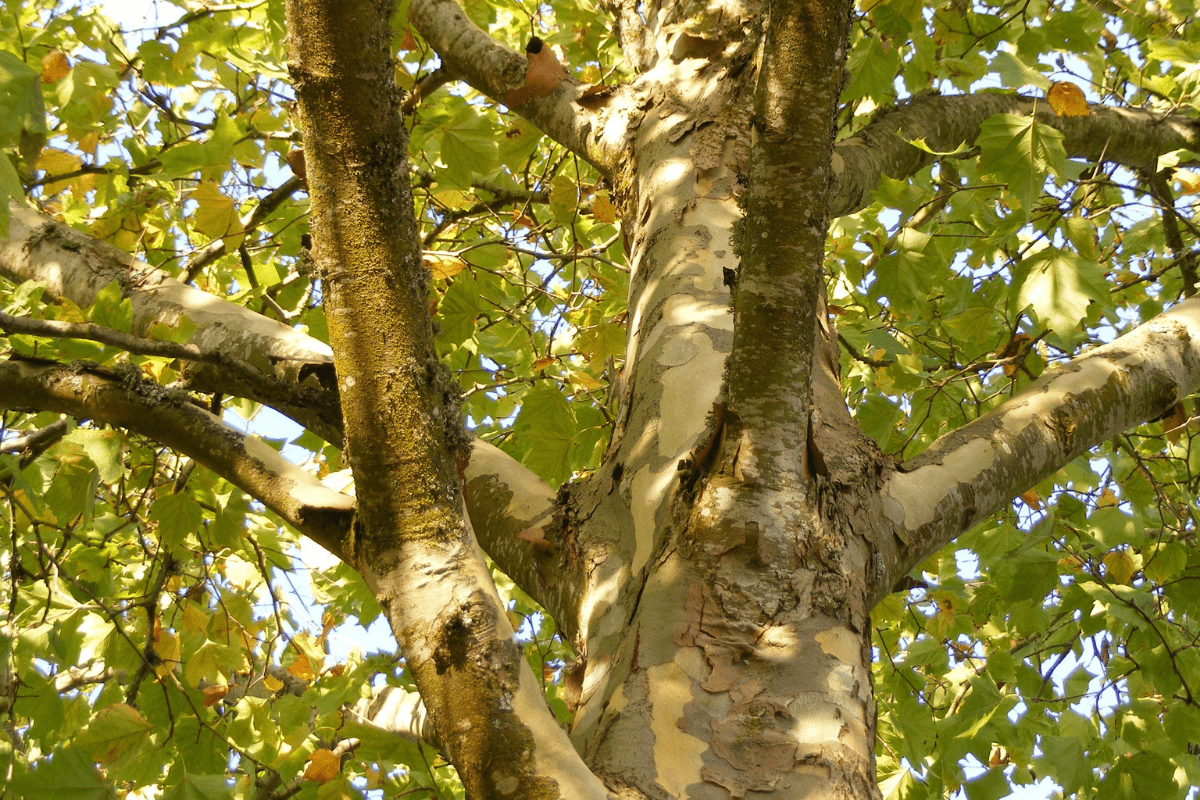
1047;82;1089;117
506;37;568;107
76;703;152;766
189;182;245;249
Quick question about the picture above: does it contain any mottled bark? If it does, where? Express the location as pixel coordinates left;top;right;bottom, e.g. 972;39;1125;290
882;297;1200;584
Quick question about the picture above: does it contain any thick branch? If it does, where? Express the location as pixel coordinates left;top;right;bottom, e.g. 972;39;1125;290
882;297;1200;582
286;0;608;794
0;359;355;560
0;205;342;442
831;93;1200;218
407;0;634;177
728;0;853;484
464;440;583;640
0;209;579;625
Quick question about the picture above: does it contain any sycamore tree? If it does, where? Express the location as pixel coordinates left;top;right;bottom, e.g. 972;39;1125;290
4;0;1200;797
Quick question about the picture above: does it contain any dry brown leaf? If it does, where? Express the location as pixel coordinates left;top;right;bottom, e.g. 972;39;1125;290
507;37;568;107
1019;489;1041;509
1047;82;1089;117
304;748;341;783
286;148;307;183
531;356;556;370
517;526;552;551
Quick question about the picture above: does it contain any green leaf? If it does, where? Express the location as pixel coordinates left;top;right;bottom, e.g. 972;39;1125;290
437;105;499;188
0;50;47;166
989;50;1050;90
65;429;124;484
857;395;903;451
509;386;580;486
148;492;204;553
161;772;234;800
12;746;115;800
976;113;1067;212
87;281;133;334
74;704;152;767
1014;248;1108;341
1038;735;1088;794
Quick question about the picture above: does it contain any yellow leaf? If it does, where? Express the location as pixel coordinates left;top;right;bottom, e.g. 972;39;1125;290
77;130;100;156
153;625;181;675
288;653;314;682
263;674;284;693
1096;488;1119;507
1175;169;1200;195
189;182;245;250
1103;550;1136;585
433;189;472;210
304;748;341;783
42;49;70;83
567;369;604;392
591;194;617;223
181;601;208;634
423;250;468;280
531;356;556;370
1047;82;1089;117
38;148;91;197
202;684;229;707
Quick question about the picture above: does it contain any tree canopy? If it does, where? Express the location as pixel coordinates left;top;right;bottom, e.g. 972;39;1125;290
3;0;1200;798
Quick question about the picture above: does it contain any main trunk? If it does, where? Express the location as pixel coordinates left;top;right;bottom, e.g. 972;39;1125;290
563;2;881;796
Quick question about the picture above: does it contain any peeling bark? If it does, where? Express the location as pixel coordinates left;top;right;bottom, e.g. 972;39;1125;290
882;297;1200;585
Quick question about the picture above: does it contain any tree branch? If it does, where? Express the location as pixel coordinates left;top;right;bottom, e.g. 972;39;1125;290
831;93;1200;218
0;358;355;561
407;0;635;178
286;0;608;792
0;205;342;443
464;440;583;639
0;209;581;627
881;296;1200;583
